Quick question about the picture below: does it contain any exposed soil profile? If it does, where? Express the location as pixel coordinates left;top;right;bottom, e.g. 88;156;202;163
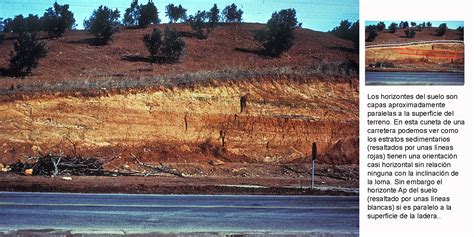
0;23;359;193
365;26;464;72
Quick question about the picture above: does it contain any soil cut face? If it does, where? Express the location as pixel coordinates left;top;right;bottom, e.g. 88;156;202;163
0;23;359;193
365;27;464;72
366;42;464;72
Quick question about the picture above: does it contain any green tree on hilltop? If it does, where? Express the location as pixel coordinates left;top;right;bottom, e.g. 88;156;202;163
8;32;48;76
222;3;243;23
123;0;140;26
42;2;75;37
388;22;397;33
84;5;120;44
139;0;160;28
436;23;447;36
143;27;185;63
165;4;187;23
254;8;300;57
208;4;220;29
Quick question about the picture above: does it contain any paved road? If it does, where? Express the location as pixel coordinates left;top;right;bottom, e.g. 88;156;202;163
366;71;464;85
0;192;359;236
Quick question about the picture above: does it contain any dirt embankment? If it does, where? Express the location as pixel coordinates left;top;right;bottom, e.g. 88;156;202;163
365;27;464;72
0;23;359;186
366;43;464;72
0;173;358;195
0;76;358;167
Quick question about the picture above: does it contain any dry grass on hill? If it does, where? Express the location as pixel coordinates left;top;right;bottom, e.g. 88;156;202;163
365;27;463;45
0;23;358;91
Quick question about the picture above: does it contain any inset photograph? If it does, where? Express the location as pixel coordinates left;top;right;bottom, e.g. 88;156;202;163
365;21;464;85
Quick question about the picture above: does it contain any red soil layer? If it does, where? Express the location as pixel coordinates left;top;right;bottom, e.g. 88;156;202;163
394;48;463;59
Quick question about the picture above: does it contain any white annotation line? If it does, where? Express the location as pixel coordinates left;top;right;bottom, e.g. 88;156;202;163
366;40;464;49
0;202;359;209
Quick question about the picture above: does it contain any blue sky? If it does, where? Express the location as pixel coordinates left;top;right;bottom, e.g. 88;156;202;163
0;0;359;31
366;20;463;29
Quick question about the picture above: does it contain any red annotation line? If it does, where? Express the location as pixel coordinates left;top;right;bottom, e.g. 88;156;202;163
394;48;461;54
393;48;463;59
396;52;462;59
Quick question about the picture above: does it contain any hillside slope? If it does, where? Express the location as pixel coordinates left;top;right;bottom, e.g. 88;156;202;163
365;27;463;46
0;23;356;89
0;24;359;179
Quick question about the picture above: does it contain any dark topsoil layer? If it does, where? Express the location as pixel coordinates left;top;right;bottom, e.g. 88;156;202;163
0;172;358;196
